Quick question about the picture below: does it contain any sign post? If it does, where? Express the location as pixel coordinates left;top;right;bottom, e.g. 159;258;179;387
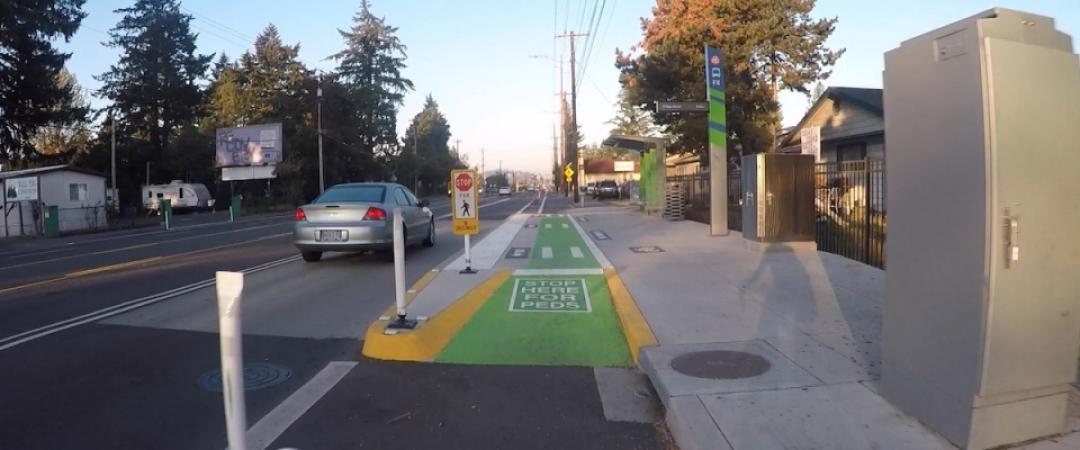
706;46;729;236
451;169;479;274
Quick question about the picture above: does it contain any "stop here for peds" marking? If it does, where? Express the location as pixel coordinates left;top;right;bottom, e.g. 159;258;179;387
508;279;593;313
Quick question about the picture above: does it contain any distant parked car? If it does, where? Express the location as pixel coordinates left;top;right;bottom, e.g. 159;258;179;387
498;186;512;197
293;182;434;262
585;182;596;195
595;180;619;199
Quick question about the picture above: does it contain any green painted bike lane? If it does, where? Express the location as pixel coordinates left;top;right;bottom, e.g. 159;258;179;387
526;216;600;269
435;216;632;367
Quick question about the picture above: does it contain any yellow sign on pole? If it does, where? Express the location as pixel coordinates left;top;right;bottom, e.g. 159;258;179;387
563;166;574;183
451;169;479;235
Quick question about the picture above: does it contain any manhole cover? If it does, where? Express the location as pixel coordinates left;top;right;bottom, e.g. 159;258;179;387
197;363;292;392
670;351;771;379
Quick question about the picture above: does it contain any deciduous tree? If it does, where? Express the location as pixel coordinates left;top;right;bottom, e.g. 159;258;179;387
616;0;843;158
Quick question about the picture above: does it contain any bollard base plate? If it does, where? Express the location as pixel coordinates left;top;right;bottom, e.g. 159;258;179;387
386;316;418;332
459;267;478;274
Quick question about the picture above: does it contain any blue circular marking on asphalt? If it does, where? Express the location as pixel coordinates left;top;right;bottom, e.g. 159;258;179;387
197;362;292;392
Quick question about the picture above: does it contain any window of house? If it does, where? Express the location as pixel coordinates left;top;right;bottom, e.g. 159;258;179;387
836;143;867;162
147;190;153;198
179;188;184;198
69;183;88;201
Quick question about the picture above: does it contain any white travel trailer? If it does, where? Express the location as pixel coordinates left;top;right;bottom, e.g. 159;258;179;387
142;181;214;212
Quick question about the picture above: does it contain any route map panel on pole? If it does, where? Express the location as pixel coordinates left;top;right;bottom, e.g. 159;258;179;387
451;169;479;235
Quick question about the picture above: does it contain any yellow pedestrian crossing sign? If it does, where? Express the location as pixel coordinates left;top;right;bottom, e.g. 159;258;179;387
564;165;574;182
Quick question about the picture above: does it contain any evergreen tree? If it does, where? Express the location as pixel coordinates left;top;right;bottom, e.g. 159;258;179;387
608;87;657;138
616;0;842;157
399;95;458;194
97;0;212;169
0;0;87;164
331;0;414;180
30;67;93;158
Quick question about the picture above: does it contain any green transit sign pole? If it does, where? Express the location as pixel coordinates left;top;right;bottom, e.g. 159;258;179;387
706;45;729;236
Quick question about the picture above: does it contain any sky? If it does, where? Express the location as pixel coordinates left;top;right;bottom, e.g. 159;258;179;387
60;0;1079;174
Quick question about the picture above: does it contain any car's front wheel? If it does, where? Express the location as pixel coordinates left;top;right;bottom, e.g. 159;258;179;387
422;219;435;247
301;251;322;262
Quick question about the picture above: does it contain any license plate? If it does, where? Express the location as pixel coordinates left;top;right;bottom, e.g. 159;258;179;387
317;230;347;242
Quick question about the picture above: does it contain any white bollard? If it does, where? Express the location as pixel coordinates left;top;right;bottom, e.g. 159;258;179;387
386;208;417;331
216;271;247;450
393;208;406;319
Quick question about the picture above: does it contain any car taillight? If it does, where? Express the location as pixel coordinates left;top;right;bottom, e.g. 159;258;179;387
363;207;387;220
295;208;306;221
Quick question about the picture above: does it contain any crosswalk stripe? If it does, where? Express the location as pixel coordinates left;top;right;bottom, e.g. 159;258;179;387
570;246;584;258
545;223;552;229
561;223;569;229
541;247;553;259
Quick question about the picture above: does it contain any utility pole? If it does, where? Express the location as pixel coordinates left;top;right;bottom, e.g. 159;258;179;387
317;74;325;193
481;148;486;191
556;32;587;203
110;112;117;208
145;161;151;187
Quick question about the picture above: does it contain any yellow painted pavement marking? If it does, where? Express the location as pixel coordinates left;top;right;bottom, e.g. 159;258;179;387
604;268;658;365
0;232;290;295
362;269;513;362
378;268;441;317
0;221;287;270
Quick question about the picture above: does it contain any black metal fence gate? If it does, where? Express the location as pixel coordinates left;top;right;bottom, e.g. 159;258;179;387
813;159;886;268
667;158;886;268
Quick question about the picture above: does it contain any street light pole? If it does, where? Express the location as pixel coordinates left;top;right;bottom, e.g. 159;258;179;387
317;74;325;194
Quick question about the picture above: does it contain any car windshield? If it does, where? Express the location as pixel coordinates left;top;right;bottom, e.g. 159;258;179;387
313;186;386;204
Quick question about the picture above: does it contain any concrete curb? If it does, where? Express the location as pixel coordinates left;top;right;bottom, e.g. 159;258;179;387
604;268;658;366
641;347;733;450
361;269;512;362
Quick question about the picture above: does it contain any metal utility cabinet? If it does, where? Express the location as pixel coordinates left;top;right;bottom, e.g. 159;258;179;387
881;9;1080;450
741;154;815;249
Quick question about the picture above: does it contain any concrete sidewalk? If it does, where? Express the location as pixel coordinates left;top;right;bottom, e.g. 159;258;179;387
573;206;1080;450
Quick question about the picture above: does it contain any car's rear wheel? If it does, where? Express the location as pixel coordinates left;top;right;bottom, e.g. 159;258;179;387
301;251;322;262
422;219;435;247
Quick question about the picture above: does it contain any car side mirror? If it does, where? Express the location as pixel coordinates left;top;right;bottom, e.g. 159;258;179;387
418;199;430;207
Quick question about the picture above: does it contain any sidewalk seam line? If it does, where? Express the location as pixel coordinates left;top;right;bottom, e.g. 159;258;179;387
698;394;736;450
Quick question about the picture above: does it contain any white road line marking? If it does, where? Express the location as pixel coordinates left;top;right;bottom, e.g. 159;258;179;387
545;223;552;229
245;361;357;450
537;193;547;215
541;247;553;259
570;246;584;258
0;255;300;351
514;268;604;276
568;215;614;269
435;197;515;220
562;223;569;229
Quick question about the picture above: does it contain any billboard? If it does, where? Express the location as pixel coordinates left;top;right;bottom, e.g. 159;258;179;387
5;177;39;201
614;161;635;172
216;123;283;167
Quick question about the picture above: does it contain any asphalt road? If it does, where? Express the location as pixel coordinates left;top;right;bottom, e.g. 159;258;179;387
0;192;662;449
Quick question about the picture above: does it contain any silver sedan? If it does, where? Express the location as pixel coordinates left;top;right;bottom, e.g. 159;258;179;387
293;182;435;262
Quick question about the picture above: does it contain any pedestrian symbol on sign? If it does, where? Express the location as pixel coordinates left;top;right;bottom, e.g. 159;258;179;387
461;199;471;217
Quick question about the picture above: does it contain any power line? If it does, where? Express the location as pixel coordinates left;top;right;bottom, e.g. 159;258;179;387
180;6;256;43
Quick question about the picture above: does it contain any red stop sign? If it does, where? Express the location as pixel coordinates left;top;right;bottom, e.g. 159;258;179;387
455;173;473;192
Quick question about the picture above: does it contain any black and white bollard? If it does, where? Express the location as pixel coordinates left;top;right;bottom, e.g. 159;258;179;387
216;271;247;450
387;208;417;331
